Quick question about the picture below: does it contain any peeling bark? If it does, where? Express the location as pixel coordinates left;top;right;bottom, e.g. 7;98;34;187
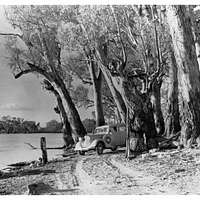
166;5;200;146
165;47;181;137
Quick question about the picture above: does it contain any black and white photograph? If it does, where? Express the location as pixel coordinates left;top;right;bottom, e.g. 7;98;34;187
0;1;200;195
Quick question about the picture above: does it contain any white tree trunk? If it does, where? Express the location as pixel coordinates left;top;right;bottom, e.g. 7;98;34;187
166;5;200;146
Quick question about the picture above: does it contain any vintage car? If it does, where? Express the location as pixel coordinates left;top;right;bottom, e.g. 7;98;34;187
74;124;126;155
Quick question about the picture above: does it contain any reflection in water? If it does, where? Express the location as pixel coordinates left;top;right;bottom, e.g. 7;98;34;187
0;133;63;169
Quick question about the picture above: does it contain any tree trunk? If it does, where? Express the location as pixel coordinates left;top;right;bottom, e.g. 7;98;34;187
194;37;200;70
55;78;87;138
151;80;165;135
52;89;75;147
123;80;158;150
87;58;105;127
190;7;200;70
143;96;158;149
43;80;75;147
166;5;200;147
165;47;181;137
100;64;127;122
93;77;105;126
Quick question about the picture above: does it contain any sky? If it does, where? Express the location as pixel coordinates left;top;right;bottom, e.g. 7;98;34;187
0;6;92;127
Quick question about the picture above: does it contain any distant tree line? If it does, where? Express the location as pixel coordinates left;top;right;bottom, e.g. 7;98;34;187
0;116;40;134
0;115;95;134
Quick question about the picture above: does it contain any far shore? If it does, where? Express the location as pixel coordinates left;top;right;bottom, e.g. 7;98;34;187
0;132;62;135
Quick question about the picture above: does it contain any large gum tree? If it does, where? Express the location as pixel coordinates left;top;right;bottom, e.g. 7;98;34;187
3;6;87;144
166;5;200;147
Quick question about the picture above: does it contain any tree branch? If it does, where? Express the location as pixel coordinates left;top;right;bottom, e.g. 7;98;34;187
14;69;34;79
0;32;23;39
110;5;127;71
14;62;55;82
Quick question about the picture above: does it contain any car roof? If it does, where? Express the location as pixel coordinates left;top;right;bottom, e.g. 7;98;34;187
96;123;125;129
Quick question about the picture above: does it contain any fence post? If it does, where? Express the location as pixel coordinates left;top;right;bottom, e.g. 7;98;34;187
40;137;48;164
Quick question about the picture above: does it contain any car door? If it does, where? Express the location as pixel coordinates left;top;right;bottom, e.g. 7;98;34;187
110;126;120;146
117;124;126;146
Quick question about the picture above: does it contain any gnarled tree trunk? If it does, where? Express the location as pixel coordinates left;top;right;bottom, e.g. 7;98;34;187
166;5;200;147
165;47;181;137
123;80;158;152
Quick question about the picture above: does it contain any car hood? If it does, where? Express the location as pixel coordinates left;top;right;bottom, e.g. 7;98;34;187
75;134;105;150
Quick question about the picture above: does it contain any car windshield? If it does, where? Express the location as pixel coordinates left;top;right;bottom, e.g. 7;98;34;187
94;127;108;134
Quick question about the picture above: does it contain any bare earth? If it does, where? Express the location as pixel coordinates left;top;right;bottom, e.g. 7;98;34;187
1;148;200;195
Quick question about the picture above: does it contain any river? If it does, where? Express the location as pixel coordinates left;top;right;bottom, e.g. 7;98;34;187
0;133;64;170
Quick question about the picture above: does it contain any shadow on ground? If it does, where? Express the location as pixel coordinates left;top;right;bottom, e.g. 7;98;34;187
27;182;79;195
0;169;56;180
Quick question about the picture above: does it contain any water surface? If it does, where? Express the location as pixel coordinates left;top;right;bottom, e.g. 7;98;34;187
0;133;64;169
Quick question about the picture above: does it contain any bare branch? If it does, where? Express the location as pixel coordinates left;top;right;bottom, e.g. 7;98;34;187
14;69;34;79
27;62;55;81
0;32;23;39
110;5;127;69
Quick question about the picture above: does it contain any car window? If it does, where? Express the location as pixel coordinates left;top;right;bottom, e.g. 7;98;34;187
118;126;126;132
94;127;108;134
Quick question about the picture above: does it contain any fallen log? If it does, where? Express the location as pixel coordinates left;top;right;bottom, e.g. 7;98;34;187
157;131;181;150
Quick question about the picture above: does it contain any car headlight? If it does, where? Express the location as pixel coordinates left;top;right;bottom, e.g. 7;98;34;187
105;136;111;144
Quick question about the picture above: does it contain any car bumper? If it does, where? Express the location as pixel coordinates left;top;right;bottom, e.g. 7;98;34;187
74;140;97;151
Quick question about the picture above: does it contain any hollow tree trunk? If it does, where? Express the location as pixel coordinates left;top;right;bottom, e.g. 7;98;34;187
151;80;165;135
123;80;158;151
87;58;105;127
165;47;181;137
55;78;87;138
166;5;200;147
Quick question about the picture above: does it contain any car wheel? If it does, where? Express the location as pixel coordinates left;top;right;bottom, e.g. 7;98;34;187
79;151;85;155
96;142;104;155
111;146;117;151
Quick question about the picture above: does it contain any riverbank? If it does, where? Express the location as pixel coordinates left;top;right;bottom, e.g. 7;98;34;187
1;148;200;195
0;152;79;195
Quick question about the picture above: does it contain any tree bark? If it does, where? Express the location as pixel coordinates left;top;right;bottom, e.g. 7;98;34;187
55;77;87;138
99;64;127;122
165;47;181;137
43;80;75;147
166;5;200;147
93;74;105;126
123;80;158;150
151;80;165;135
190;7;200;70
52;89;75;147
87;56;105;126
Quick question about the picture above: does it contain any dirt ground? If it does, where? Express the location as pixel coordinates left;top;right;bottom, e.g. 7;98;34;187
1;148;200;195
